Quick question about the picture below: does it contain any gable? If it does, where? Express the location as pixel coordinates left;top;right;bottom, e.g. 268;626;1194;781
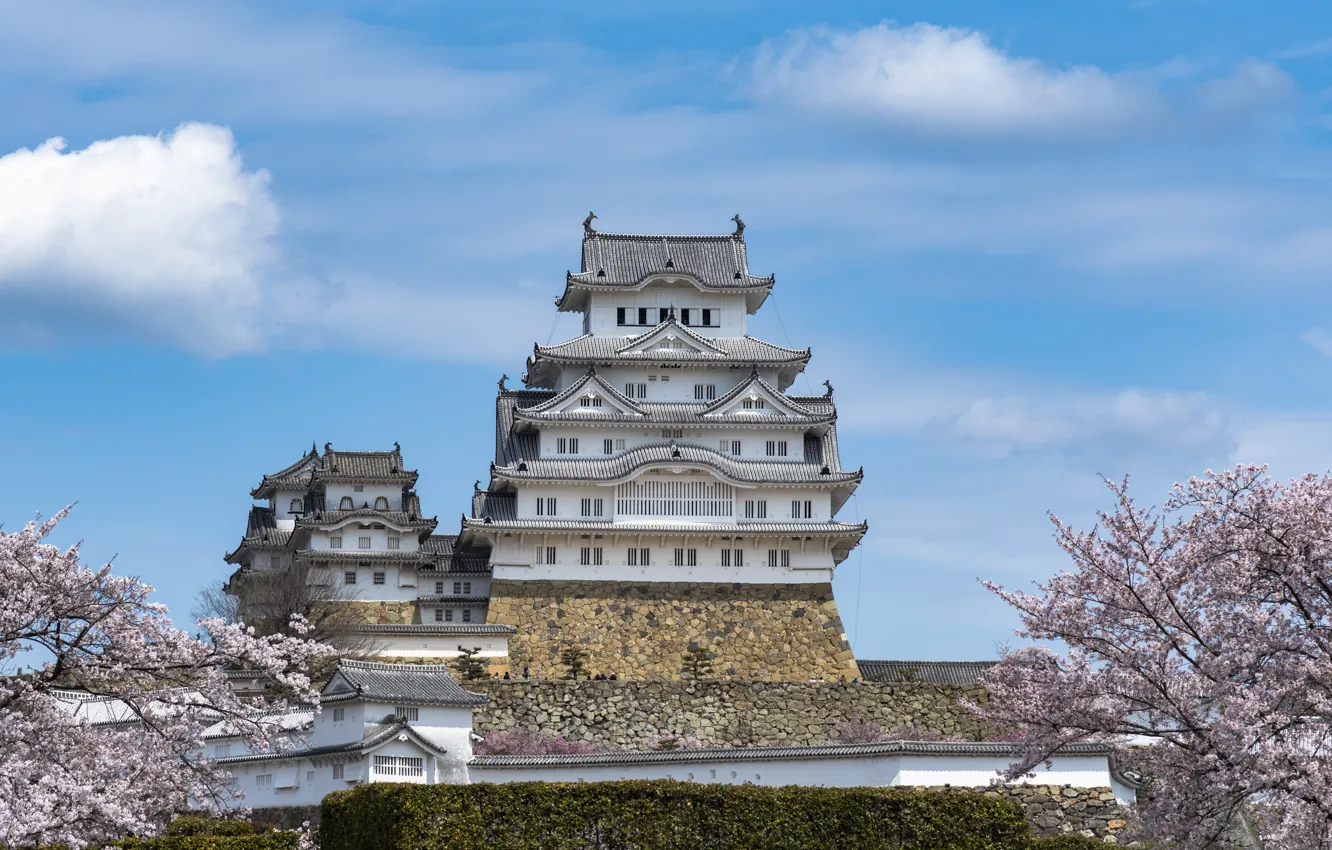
616;323;725;358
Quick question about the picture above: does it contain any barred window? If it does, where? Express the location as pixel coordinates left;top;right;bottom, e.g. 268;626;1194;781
332;764;345;779
767;549;792;568
766;440;788;457
694;384;717;400
373;571;385;585
617;480;733;518
344;571;356;585
434;608;443;622
742;398;766;410
661;429;684;439
358;536;371;549
462;609;472;623
445;608;454;621
536;546;557;565
374;496;390;510
627;547;650;566
536;497;557;516
387;536;400;549
256;774;273;787
330;536;343;549
580;547;603;566
373;756;423;778
333;708;345;721
744;500;768;520
604;438;614;455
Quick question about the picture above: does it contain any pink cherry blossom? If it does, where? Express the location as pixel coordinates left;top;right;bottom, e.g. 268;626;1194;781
0;509;333;848
980;466;1332;850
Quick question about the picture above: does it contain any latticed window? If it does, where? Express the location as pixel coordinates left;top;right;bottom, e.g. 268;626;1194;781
374;496;390;510
557;437;579;454
627;547;650;566
387;536;400;550
339;496;354;510
766;440;788;457
744;500;768;520
373;756;424;778
767;549;792;568
358;537;371;549
616;479;733;518
694;384;717;400
579;396;603;408
742;398;765;410
536;497;557;516
536;546;557;565
373;571;385;585
604;439;614;455
624;383;647;399
673;548;698;567
580;497;604;517
721;548;744;567
580;547;603;566
394;706;419;721
661;429;684;439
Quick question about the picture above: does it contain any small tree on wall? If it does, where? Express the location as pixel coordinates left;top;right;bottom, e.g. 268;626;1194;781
681;645;715;679
453;646;488;681
560;647;589;680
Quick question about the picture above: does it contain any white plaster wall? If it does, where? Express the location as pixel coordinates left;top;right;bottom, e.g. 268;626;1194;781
538;426;808;461
493;562;834;583
323;484;407;511
422;575;492;597
274;490;307;522
554;367;781;398
585;290;749;337
308;526;421;554
311;700;365;747
370;634;509;660
311;563;423;602
514;482;832;523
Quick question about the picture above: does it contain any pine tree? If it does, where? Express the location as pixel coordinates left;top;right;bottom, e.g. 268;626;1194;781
453;645;488;681
680;645;715;679
560;646;589;680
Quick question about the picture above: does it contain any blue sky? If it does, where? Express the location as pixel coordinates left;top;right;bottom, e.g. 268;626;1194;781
2;1;1331;660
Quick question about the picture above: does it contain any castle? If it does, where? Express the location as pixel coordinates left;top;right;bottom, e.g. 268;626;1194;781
225;217;866;680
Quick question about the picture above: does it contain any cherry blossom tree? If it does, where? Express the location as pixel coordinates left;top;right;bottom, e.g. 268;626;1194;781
980;466;1332;850
0;510;333;848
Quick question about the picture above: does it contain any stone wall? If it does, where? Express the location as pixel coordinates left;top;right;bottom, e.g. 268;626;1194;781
343;600;418;625
983;786;1127;843
487;580;857;681
470;679;991;747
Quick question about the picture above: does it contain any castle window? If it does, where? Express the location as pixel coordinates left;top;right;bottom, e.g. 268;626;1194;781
387;536;400;550
627;547;650;566
344;571;356;585
673;548;698;567
434;608;443;622
435;581;445;594
604;439;614;455
580;546;603;566
358;536;371;549
792;500;813;519
694;384;717;400
374;496;390;510
289;498;303;512
579;396;603;408
333;708;345;721
661;429;683;439
744;500;767;520
373;756;423;778
256;774;273;788
742;398;765;410
617;307;627;326
616;480;733;519
536;546;557;565
354;485;364;493
624;383;648;399
721;548;744;567
330;536;343;549
445;608;454;621
702;308;713;326
766;440;788;457
373;571;385;585
557;438;579;454
680;308;691;325
720;440;740;455
339;496;354;510
536;497;557;516
579;497;605;517
637;307;649;325
462;609;472;623
659;307;670;323
332;764;345;779
767;549;791;568
394;706;419;721
215;743;230;757
615;438;625;450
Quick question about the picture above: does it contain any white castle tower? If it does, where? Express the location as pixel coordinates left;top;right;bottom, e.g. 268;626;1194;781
464;216;867;680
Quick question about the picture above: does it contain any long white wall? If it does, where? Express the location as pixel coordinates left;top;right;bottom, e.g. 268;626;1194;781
538;426;808;461
514;483;833;523
370;633;510;660
584;290;749;337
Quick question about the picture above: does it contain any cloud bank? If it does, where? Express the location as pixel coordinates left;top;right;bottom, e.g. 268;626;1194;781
750;22;1291;140
0;123;279;353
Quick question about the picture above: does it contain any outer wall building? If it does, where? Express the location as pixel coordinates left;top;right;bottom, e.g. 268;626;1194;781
225;220;867;680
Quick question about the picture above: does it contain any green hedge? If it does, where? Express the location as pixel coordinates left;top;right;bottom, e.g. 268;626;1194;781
321;781;1036;850
1027;838;1110;849
111;817;299;850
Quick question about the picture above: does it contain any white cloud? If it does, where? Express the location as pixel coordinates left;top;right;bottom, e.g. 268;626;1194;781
749;22;1292;141
0;123;280;353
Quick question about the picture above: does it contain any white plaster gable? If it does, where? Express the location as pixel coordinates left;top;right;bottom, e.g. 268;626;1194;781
703;372;817;420
615;321;726;358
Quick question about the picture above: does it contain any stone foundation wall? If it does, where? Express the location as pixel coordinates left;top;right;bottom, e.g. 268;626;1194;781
470;679;991;747
487;580;857;681
982;786;1126;843
343;600;418;625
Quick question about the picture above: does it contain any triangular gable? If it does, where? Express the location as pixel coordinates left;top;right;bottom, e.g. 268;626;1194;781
524;369;646;417
322;672;360;700
702;371;819;419
615;318;726;357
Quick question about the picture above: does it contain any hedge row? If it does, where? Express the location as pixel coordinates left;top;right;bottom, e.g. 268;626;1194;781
321;781;1045;850
111;817;300;850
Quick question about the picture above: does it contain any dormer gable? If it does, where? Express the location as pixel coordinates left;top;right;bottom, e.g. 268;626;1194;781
615;318;726;358
523;369;646;418
702;370;819;419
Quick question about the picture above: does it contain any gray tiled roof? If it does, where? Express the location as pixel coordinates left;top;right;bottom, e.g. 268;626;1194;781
297;507;437;532
471;491;518;521
215;719;448;764
323;659;489;707
857;660;997;686
469;739;1112;768
530;327;807;374
569;232;773;291
492;442;862;487
224;506;293;564
294;550;433;564
351;623;515;636
421;534;493;574
523;369;646;416
317;447;417;484
415;595;491;604
250;446;321;498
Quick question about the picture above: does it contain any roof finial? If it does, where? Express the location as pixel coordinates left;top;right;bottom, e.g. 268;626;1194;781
310;441;318;456
393;441;401;452
668;304;677;321
731;214;745;238
750;364;760;378
324;442;332;452
824;379;834;398
498;374;508;391
474;479;481;491
583;211;597;236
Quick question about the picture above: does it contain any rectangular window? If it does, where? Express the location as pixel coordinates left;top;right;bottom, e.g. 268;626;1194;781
333;708;345;721
637;307;649;325
702;308;713;326
579;396;603;408
330;536;343;549
766;549;792;568
803;500;813;519
344;571;356;585
462;609;472;623
358;536;371;549
615;438;625;450
782;549;791;567
332;764;345;779
373;571;385;585
434;608;443;622
256;774;273;788
435;581;445;594
354;485;364;492
627;547;650;566
624;383;649;399
453;581;463;594
445;608;454;621
661;429;683;439
730;440;741;455
557;437;579;454
580;546;603;566
734;548;744;566
536;545;557;565
688;548;698;566
580;498;605;517
604;438;614;455
766;440;788;457
743;398;765;410
394;706;419;721
659;307;670;323
768;549;778;567
680;308;691;325
674;547;684;566
536;497;557;516
744;500;768;519
721;548;730;567
215;743;231;757
373;756;424;778
463;581;472;594
617;307;626;325
694;383;717;400
387;536;400;550
722;548;744;567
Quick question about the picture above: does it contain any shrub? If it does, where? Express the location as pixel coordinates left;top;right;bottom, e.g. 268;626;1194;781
110;817;298;850
164;819;267;837
322;780;1035;850
1027;836;1110;848
473;727;600;756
